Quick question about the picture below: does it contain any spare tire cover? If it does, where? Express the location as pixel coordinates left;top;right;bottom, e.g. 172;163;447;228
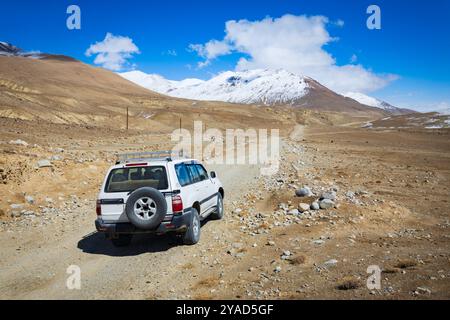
125;187;167;230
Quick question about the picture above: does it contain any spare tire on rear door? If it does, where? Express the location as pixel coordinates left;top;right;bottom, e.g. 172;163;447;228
125;187;167;230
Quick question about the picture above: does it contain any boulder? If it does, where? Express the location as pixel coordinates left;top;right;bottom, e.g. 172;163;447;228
295;186;312;197
319;199;335;209
321;191;337;201
298;203;310;213
310;202;320;210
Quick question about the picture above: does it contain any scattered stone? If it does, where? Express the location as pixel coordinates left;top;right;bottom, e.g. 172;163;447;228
10;203;24;210
274;266;282;273
267;240;276;246
295;186;312;197
310;201;320;210
283;250;291;256
287;209;300;215
37;160;52;168
415;287;432;295
323;259;338;267
321;191;336;201
312;240;325;245
25;195;34;204
232;242;243;249
10;211;21;218
298;203;310;213
9;139;28;146
319;199;335;209
345;191;355;198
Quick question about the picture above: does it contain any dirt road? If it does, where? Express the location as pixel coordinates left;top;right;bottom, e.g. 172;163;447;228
0;141;264;299
1;123;449;300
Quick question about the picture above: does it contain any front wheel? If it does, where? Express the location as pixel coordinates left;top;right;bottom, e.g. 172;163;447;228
210;193;224;220
183;208;201;245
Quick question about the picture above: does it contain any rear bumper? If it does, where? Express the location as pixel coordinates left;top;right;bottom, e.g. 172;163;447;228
95;209;193;234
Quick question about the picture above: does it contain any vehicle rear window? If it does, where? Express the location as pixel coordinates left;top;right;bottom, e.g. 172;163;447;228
105;166;168;193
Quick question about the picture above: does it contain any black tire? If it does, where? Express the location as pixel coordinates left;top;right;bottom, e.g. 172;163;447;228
125;187;167;230
111;234;133;247
183;208;201;245
210;193;224;220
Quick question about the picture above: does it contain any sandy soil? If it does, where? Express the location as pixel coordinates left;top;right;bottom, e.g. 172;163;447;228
0;116;449;300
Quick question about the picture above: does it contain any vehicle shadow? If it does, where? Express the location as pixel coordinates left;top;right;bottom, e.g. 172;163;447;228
77;231;182;257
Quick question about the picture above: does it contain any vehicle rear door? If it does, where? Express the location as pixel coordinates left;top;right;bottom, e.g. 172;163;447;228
184;164;209;214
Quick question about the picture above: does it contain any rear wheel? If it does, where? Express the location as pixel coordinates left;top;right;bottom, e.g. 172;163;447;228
183;208;201;245
125;187;167;230
111;234;133;247
210;193;224;220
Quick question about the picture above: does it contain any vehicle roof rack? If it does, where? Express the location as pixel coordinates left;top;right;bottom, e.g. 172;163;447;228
115;150;189;164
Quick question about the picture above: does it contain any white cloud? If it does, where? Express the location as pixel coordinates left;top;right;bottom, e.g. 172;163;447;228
409;101;450;113
350;54;358;63
86;33;140;71
189;40;232;68
189;14;397;93
335;19;345;27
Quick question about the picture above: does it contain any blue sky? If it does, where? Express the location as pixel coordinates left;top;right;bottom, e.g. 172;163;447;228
1;0;449;111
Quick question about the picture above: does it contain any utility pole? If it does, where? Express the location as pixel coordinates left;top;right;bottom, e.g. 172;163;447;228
179;117;182;131
126;107;129;131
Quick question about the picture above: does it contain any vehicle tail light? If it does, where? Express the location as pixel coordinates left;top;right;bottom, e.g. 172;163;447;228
171;195;183;214
96;199;102;216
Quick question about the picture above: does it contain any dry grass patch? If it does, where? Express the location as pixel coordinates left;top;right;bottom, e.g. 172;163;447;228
394;259;417;269
382;267;399;274
182;262;194;270
236;247;247;253
194;276;220;289
289;255;306;265
336;276;360;290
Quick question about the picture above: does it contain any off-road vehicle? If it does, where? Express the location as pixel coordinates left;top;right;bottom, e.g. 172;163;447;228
95;151;224;246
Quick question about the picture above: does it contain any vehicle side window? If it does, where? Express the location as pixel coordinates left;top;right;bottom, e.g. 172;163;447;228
195;164;208;181
175;163;192;186
186;164;201;183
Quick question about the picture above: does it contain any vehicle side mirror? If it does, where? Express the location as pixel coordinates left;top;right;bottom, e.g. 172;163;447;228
210;171;216;179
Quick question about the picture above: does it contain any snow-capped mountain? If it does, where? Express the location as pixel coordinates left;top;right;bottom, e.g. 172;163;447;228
0;41;43;58
121;71;205;95
0;42;22;56
120;69;310;105
344;92;415;115
0;41;76;61
120;68;412;115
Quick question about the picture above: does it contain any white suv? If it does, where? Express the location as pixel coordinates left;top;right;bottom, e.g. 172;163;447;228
95;151;224;247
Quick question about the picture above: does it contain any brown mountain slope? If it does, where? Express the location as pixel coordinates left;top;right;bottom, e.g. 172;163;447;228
0;56;295;132
297;78;387;117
